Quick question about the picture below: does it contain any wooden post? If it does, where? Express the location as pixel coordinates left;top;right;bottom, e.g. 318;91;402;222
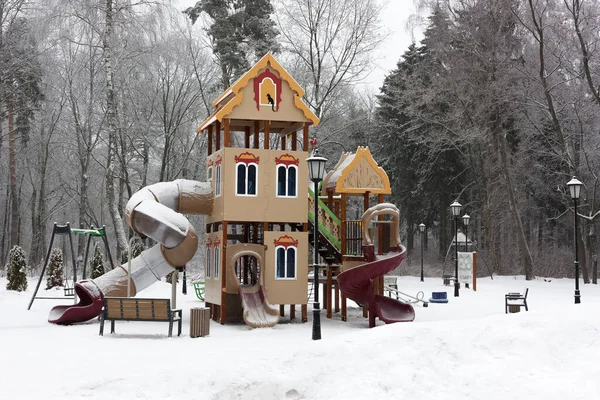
341;293;347;321
264;120;270;149
341;193;347;256
290;304;296;320
208;125;213;156
282;134;286;150
302;304;307;322
244;126;250;148
215;120;221;151
303;122;309;151
378;193;384;255
473;252;477;291
327;267;333;318
334;268;340;312
220;222;227;324
279;304;285;317
253;121;260;149
223;118;230;148
291;132;297;151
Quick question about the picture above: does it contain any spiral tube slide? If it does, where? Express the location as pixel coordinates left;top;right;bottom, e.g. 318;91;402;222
48;179;213;325
337;203;415;328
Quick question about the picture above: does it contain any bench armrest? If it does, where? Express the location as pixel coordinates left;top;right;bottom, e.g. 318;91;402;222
172;309;182;318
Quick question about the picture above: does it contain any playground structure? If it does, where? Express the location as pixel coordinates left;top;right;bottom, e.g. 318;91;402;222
42;53;415;328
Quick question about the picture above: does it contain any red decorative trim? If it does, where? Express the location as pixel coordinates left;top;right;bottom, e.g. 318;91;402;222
215;155;222;166
275;153;299;167
253;68;282;111
206;237;213;248
207;159;214;167
274;235;299;249
213;236;221;248
235;152;260;165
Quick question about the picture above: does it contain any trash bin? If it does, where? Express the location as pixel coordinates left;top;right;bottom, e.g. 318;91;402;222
190;307;210;338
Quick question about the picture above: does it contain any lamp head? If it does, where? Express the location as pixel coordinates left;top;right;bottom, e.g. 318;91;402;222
306;149;327;183
567;177;582;200
462;214;470;226
450;200;462;217
419;223;425;232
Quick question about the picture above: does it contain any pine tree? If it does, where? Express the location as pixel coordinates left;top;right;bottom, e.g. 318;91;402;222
6;245;28;291
90;244;105;279
184;0;280;88
45;248;64;289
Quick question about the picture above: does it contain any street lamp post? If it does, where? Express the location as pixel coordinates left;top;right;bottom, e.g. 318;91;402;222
462;214;470;252
419;223;425;282
567;177;583;304
450;201;462;297
307;149;327;340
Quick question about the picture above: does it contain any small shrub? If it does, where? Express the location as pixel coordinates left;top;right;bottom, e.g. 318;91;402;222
6;245;28;291
46;248;64;289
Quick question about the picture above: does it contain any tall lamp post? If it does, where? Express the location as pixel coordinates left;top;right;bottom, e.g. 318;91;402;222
450;200;462;297
419;223;425;282
462;214;470;252
307;149;327;340
567;177;582;304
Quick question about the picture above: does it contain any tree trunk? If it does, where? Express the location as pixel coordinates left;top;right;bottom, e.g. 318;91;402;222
492;118;535;279
7;100;19;248
102;0;128;260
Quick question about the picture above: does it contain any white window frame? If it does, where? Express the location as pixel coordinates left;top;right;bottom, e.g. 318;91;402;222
206;246;212;279
207;166;213;181
235;162;258;196
213;247;220;279
276;164;298;198
215;164;222;197
275;245;297;280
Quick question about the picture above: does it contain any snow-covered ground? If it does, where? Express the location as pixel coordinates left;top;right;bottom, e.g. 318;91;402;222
2;274;600;399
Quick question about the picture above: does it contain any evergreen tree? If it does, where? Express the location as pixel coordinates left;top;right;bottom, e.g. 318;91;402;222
45;248;64;289
184;0;280;88
6;245;28;291
90;244;105;279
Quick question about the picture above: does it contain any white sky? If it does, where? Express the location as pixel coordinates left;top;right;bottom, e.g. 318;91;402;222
177;0;424;91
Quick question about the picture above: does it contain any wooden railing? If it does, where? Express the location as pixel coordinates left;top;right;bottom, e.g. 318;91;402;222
307;187;341;249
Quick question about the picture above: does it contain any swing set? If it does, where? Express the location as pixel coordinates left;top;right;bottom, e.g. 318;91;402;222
27;222;114;310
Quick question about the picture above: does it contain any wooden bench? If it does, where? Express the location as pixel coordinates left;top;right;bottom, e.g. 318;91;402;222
99;297;182;337
505;288;528;313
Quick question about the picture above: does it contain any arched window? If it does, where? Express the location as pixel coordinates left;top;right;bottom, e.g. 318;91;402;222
276;164;297;198
207;166;213;181
236;162;258;196
213;247;220;278
275;246;297;279
215;164;221;197
206;246;212;278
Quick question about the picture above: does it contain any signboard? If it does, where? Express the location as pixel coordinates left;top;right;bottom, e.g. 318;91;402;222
458;251;475;289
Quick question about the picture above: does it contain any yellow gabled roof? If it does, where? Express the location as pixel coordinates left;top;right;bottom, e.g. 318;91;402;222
325;147;391;195
212;53;305;108
198;52;319;132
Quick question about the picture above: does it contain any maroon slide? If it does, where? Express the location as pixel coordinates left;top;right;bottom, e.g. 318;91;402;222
48;281;104;325
338;244;415;327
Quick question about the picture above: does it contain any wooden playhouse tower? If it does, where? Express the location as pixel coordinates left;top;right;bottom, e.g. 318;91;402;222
198;53;319;325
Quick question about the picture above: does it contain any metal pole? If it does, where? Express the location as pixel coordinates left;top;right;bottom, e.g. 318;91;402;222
420;229;424;282
312;180;322;340
465;224;468;252
454;217;460;297
127;236;134;298
574;198;581;304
